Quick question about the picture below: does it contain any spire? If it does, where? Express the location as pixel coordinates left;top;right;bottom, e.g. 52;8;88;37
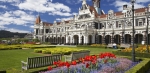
82;0;86;5
35;15;41;24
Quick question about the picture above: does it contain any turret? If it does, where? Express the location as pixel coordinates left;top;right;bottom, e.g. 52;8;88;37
92;0;100;14
35;15;41;24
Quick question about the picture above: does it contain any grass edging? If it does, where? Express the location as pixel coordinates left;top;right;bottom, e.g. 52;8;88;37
125;58;150;73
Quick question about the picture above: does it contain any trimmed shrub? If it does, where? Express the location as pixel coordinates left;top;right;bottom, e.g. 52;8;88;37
126;58;150;73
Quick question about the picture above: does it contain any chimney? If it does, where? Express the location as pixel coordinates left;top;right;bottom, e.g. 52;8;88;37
123;5;127;10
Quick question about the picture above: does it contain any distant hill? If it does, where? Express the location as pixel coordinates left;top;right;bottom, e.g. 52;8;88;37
0;30;28;38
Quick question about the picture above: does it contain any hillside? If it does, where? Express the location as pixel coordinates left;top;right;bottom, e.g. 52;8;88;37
0;30;28;38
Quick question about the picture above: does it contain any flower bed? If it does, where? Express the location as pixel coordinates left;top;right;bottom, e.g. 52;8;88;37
121;45;150;53
34;48;89;55
40;52;139;73
0;44;56;50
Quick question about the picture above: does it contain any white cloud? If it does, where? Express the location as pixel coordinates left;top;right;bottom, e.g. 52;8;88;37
30;25;34;28
66;0;91;4
0;5;7;9
0;10;35;26
0;0;20;3
136;0;150;3
113;0;146;11
7;28;30;33
0;25;7;29
56;17;73;21
17;0;73;16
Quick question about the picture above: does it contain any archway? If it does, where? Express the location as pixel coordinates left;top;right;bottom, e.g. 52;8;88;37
54;37;56;44
105;35;111;44
73;35;79;45
88;35;92;45
135;34;143;44
45;37;49;42
97;35;102;44
57;37;61;44
49;37;52;43
62;37;65;44
114;35;120;44
81;36;84;45
125;34;131;44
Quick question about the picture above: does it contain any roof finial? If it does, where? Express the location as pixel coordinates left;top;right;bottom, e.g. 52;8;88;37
82;0;86;5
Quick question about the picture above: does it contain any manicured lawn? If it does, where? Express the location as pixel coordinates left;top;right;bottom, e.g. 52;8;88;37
0;46;116;73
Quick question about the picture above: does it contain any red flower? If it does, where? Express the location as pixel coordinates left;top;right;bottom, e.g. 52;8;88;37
86;63;90;68
48;66;52;70
53;61;58;65
71;61;77;65
65;62;70;68
92;60;96;65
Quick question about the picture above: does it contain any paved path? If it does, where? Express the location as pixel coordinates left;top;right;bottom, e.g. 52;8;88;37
40;44;77;47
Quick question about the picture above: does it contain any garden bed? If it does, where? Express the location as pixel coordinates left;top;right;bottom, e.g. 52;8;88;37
0;44;56;50
39;52;141;73
34;48;89;55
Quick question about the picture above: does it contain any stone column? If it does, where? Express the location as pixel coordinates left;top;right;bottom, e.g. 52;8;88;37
120;32;124;44
79;35;81;45
143;31;146;44
92;35;95;44
84;35;88;45
111;34;114;44
102;33;105;44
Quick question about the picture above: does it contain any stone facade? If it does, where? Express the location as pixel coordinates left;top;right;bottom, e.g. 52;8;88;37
33;0;150;45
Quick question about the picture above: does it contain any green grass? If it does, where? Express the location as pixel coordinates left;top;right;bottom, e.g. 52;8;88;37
0;46;116;73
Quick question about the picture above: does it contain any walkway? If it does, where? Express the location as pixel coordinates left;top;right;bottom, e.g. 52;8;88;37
40;44;77;47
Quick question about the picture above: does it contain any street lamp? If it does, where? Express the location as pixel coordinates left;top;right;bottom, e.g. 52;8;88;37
131;0;136;62
145;8;150;53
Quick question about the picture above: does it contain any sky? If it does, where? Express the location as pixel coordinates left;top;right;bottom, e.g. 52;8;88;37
0;0;150;33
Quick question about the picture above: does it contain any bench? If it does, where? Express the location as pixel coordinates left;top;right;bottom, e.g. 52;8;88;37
120;44;130;49
21;54;62;71
64;50;90;62
106;44;113;48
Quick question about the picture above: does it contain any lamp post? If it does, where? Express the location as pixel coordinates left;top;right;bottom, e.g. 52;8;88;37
145;8;150;53
131;0;136;62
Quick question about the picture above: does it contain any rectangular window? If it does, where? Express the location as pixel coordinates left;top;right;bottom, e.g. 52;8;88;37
139;22;143;26
46;29;49;33
119;24;121;28
36;29;38;35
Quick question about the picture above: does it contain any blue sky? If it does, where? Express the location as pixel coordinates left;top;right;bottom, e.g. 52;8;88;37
0;0;150;33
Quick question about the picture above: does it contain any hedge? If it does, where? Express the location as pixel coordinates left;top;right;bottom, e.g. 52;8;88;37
77;45;106;48
126;58;150;73
112;50;150;58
